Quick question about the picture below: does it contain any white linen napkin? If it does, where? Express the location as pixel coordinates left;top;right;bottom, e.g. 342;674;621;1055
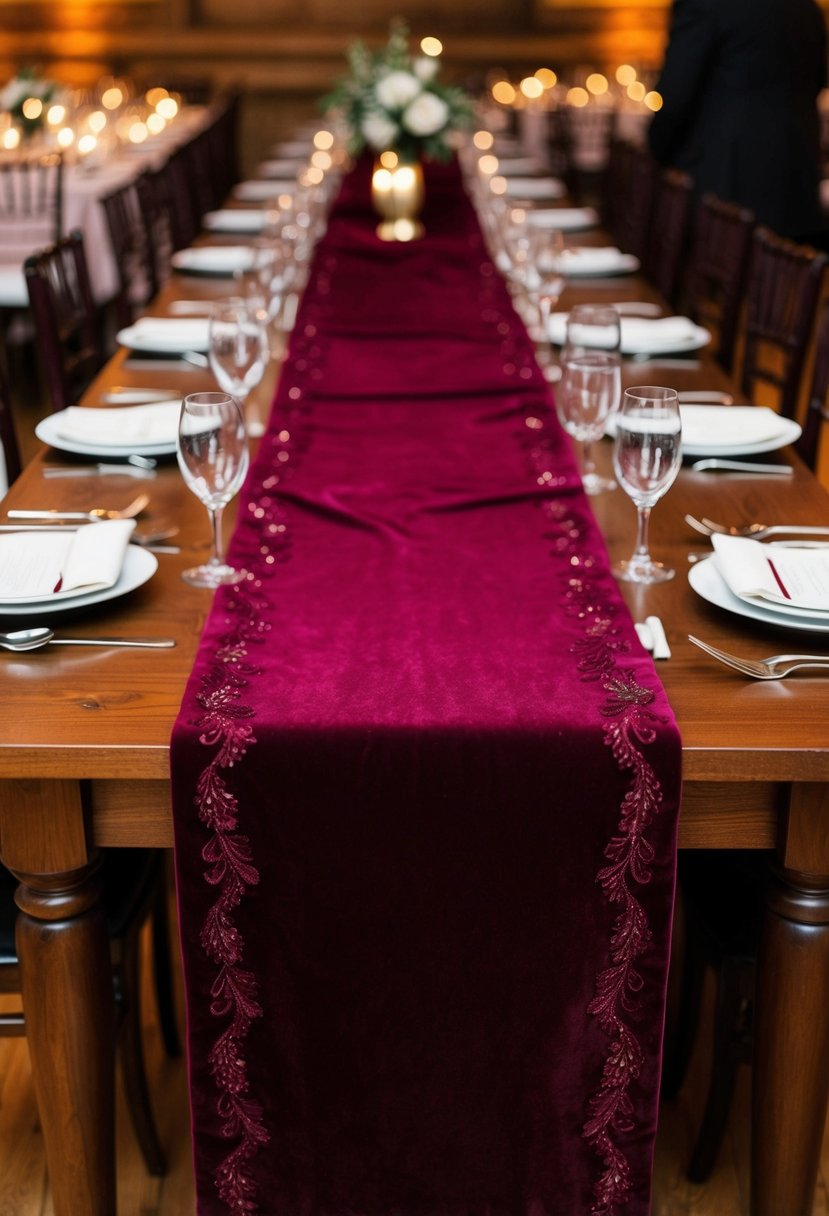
548;312;699;351
258;159;303;178
204;209;266;234
171;246;255;274
504;176;565;199
0;519;135;600
553;246;630;275
679;406;792;450
234;180;292;201
58;401;181;447
527;207;599;231
712;534;829;613
117;317;210;353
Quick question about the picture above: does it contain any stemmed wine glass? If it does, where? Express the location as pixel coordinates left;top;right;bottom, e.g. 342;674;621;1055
208;297;269;438
556;305;622;494
531;229;566;381
612;385;682;583
177;392;250;589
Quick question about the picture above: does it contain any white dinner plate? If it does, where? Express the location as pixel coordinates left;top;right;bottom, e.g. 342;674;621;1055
680;410;802;458
553;313;710;356
115;320;210;355
171;246;256;277
689;557;829;633
542;249;640;278
527;207;599;232
0;546;158;617
203;209;266;234
35;412;178;458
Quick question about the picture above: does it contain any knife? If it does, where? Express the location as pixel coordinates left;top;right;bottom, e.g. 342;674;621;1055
690;459;793;475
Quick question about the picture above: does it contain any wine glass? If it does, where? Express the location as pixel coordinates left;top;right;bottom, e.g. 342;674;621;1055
612;385;682;584
208;297;269;437
177;392;250;589
557;305;622;494
531;229;566;381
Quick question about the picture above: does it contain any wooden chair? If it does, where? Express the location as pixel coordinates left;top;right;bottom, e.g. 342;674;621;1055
548;103;615;205
24;231;106;413
739;227;828;419
796;297;829;470
602;140;657;263
0;152;63;312
134;169;175;290
643;168;693;308
101;179;158;329
683;194;755;372
0;344;21;493
0;848;180;1175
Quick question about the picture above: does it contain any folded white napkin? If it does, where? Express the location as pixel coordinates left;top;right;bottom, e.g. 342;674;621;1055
680;405;791;450
234;179;293;201
504;176;565;199
258;158;304;178
493;157;546;174
527;207;599;231
117;317;210;353
712;534;829;613
204;209;266;234
553;246;629;274
0;519;135;600
171;246;255;274
548;312;699;352
59;401;181;446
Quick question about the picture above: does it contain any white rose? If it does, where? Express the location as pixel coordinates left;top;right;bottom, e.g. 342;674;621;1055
413;57;438;84
375;70;422;111
402;91;450;138
0;79;26;110
361;111;400;150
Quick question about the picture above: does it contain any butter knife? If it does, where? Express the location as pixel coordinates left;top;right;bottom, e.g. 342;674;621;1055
691;459;793;475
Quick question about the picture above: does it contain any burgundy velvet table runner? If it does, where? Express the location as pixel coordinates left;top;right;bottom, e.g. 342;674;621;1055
171;159;682;1216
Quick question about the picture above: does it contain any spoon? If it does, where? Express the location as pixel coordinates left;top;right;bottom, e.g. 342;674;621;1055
0;628;176;652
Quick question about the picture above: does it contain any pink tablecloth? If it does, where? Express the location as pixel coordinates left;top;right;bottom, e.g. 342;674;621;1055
171;158;681;1216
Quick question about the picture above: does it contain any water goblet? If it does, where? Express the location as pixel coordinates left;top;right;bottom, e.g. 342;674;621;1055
208;296;269;437
557;305;622;494
612;385;682;584
177;392;250;589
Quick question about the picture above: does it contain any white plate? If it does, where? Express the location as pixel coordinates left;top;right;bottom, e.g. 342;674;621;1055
689;557;829;633
203;209;266;234
554;312;710;356
0;546;157;617
682;414;802;458
234;179;293;201
546;250;640;278
527;207;599;232
115;320;209;355
171;246;255;277
35;412;177;458
503;176;566;200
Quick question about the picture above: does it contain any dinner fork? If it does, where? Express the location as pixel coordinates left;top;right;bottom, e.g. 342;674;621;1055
688;634;829;679
684;513;829;541
8;492;150;522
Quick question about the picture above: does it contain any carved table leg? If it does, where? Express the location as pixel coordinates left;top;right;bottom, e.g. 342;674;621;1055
752;784;829;1216
0;779;116;1216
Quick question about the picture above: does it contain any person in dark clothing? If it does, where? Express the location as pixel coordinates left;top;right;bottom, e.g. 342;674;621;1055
649;0;828;244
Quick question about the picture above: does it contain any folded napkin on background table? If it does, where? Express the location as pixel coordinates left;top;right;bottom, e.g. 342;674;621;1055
712;533;829;613
59;401;181;446
203;208;267;234
234;179;291;201
117;317;210;353
258;158;304;179
544;246;635;275
171;245;255;276
528;206;599;231
0;519;135;599
679;405;792;449
549;312;701;352
503;176;566;199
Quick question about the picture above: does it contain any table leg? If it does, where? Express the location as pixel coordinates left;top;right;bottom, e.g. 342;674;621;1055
752;784;829;1216
0;779;116;1216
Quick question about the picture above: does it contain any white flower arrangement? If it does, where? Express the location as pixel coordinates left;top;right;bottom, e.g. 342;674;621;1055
322;22;471;162
0;68;58;136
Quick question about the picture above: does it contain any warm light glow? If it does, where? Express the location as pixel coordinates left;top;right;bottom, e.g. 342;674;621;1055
156;97;178;119
57;127;75;148
534;68;557;89
489;175;507;195
128;121;148;144
311;149;332;170
420;36;443;57
313;129;334;150
615;64;637;87
88;110;106;133
145;87;168;107
491;81;516;106
372;167;392;193
395;165;416;191
473;130;494;150
46;104;66;126
586;73;609;96
2;128;20;150
304;165;324;185
102;87;123;110
627;81;646;102
477;153;499;176
519;76;544;100
566;87;590;108
380;149;399;169
77;133;97;155
645;91;663;112
146;112;166;134
21;98;43;121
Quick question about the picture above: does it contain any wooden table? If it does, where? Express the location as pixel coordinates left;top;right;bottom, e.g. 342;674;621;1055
2;227;829;1216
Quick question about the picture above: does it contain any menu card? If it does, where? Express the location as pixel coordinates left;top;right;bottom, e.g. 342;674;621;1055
712;534;829;613
0;520;135;600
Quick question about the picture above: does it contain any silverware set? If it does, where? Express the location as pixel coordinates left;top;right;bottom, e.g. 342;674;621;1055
688;635;829;680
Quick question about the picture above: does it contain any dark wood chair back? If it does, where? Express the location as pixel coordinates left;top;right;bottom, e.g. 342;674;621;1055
740;227;828;419
548;103;614;204
207;90;242;202
602;140;657;262
0;152;63;266
644;168;694;308
134;168;175;290
101;179;158;329
797;298;829;470
23;231;105;413
683;194;755;372
0;344;21;490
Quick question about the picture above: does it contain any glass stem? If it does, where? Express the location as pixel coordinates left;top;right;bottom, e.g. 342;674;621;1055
208;505;225;569
633;505;652;562
582;439;596;481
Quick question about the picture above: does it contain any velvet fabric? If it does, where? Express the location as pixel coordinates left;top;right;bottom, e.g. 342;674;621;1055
171;158;682;1216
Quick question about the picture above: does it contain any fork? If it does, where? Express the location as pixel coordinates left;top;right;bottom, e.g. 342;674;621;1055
688;635;829;679
8;492;150;522
684;513;829;541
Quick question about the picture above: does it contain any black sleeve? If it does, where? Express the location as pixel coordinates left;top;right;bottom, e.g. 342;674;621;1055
648;0;719;163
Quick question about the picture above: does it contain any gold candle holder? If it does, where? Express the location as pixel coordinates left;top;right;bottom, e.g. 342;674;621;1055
371;151;425;241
